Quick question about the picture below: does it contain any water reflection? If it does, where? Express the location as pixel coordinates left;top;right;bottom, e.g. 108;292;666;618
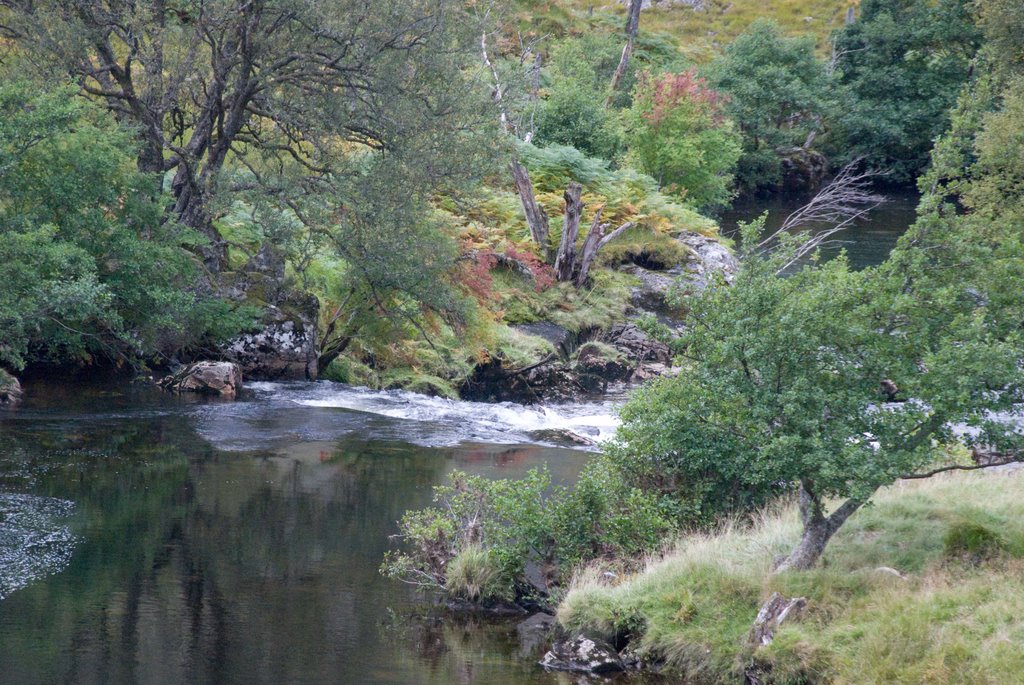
0;383;646;685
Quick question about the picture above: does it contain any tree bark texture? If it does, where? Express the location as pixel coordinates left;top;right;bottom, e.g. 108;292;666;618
776;481;863;571
511;160;551;260
554;183;584;282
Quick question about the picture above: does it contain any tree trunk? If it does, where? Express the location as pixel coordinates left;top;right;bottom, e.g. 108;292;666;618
775;483;864;572
171;169;227;273
575;216;635;288
511;160;552;261
605;0;643;107
554;183;584;282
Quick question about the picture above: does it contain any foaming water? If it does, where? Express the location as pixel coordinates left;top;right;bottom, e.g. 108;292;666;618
241;381;621;449
0;494;76;600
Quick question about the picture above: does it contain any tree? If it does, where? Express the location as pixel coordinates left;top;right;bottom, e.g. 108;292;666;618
534;36;625;160
0;0;489;271
0;80;246;371
606;0;643;107
624;70;742;209
612;208;1024;570
705;19;833;191
829;0;982;181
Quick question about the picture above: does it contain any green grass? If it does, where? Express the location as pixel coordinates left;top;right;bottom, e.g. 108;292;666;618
557;470;1024;684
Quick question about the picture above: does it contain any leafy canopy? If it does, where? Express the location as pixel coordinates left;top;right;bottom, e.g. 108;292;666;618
706;19;833;191
624;70;742;210
0;81;247;370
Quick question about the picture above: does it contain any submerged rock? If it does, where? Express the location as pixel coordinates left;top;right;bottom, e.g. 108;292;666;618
541;635;625;674
518;612;558;655
159;361;242;398
0;369;23;406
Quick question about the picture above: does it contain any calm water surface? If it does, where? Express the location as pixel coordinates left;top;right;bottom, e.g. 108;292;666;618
719;188;920;270
0;380;634;685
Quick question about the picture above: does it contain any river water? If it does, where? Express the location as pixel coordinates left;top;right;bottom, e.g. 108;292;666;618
0;192;920;684
719;188;920;270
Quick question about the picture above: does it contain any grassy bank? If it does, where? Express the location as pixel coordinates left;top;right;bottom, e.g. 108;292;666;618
557;469;1024;684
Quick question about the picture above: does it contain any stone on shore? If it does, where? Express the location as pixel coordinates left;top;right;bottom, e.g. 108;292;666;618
0;369;23;406
540;635;625;674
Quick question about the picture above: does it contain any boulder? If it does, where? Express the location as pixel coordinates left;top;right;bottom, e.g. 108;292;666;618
576;344;631;382
777;146;829;193
0;369;23;406
621;264;680;314
540;636;625;674
222;289;320;381
676;231;739;293
603;323;672;365
159;361;242;398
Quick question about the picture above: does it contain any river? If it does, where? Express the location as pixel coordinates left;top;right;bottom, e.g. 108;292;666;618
0;191;919;685
719;187;920;270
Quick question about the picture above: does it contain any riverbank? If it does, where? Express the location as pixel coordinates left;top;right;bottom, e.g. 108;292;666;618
556;469;1024;683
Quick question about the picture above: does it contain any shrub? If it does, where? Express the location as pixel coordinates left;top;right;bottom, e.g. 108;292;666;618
624;70;742;209
383;459;675;605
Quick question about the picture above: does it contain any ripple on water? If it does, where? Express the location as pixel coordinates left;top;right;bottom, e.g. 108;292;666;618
0;494;76;600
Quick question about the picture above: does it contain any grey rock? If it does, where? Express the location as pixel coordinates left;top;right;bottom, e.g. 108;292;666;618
0;369;23;406
159;361;242;398
223;291;319;381
541;635;625;674
676;231;738;293
518;613;558;654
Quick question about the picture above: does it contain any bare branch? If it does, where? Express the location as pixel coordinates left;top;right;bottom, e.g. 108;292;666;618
761;160;886;273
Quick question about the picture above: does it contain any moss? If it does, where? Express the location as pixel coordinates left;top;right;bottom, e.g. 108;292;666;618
576;341;623;362
558;471;1024;684
493;327;556;368
321;357;376;386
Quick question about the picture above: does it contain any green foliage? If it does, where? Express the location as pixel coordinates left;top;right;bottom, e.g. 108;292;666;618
383;460;673;604
624;71;742;209
0;80;248;370
706;19;833;190
534;37;625;159
612;206;1024;555
943;519;1006;562
830;0;982;181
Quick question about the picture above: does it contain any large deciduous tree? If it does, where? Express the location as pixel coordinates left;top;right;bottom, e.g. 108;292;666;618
705;19;833;192
830;0;981;181
0;0;486;270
